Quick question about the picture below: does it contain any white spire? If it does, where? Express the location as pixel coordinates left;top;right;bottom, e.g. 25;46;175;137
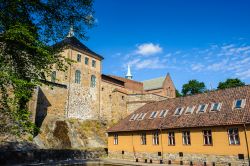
67;25;74;37
125;64;133;80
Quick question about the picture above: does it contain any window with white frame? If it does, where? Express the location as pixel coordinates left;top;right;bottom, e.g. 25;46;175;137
168;132;175;146
153;131;159;145
137;113;147;120
210;103;221;111
228;128;240;145
174;107;183;115
159;110;168;118
129;114;136;121
185;106;195;114
141;133;147;145
203;130;212;145
234;99;246;109
182;131;191;145
149;111;158;119
197;104;207;113
114;134;118;145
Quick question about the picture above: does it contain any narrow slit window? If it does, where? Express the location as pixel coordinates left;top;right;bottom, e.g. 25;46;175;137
92;60;96;67
91;75;96;87
85;57;89;65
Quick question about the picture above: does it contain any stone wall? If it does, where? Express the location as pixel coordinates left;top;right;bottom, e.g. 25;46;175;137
100;81;128;124
0;149;107;165
108;150;249;166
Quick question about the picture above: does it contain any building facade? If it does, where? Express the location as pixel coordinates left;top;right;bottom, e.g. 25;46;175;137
107;86;250;165
30;32;176;126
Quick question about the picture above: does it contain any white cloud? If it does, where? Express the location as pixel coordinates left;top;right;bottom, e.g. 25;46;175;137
191;63;204;72
135;57;167;69
135;43;162;56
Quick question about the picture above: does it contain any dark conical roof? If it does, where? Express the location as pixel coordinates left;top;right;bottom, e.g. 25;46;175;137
55;36;104;60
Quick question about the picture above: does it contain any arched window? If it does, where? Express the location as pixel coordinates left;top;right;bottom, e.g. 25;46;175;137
51;71;56;83
75;70;81;84
91;75;96;87
77;54;81;62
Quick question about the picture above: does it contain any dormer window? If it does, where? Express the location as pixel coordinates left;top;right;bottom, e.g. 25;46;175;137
234;99;246;109
77;54;81;62
159;110;168;118
149;111;158;119
137;113;147;120
210;103;222;111
197;104;208;113
185;106;195;114
174;107;183;115
129;114;138;121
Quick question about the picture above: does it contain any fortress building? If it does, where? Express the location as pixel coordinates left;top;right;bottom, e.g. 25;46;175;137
29;30;176;126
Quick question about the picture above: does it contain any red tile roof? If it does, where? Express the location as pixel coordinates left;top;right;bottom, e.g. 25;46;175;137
107;85;250;132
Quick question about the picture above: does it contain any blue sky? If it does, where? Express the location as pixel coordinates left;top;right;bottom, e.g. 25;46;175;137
84;0;250;91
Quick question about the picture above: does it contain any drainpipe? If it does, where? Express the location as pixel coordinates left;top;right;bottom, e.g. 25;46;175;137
132;133;136;159
160;126;164;162
243;123;250;166
66;48;72;118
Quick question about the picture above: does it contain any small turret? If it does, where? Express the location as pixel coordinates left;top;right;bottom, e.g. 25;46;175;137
67;25;74;37
125;65;133;80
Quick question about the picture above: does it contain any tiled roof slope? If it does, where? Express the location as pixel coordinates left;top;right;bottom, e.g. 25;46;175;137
143;77;165;90
107;85;250;132
55;36;104;60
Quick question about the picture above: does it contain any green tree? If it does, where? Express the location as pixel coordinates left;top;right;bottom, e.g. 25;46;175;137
175;89;182;97
182;80;206;96
0;0;94;136
217;78;245;90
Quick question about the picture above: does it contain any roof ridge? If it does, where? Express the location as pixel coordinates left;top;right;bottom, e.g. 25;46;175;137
142;76;165;82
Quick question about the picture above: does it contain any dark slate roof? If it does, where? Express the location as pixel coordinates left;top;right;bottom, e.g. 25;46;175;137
107;85;250;132
55;36;104;60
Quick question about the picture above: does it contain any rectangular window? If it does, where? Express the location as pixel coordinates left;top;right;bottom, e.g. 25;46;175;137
149;111;158;119
210;103;221;111
159;110;168;118
182;131;191;145
175;107;183;115
203;130;212;145
137;113;147;120
234;99;246;109
228;128;240;145
168;132;175;146
185;106;195;114
77;54;81;62
85;57;89;65
197;104;207;113
153;131;159;145
141;133;147;145
114;134;118;145
92;60;96;67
